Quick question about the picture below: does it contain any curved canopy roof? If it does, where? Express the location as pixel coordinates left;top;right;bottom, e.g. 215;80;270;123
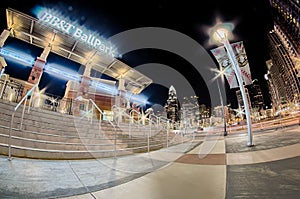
5;8;152;94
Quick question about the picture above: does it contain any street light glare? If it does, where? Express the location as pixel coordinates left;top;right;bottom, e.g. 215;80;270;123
213;28;228;42
208;22;235;45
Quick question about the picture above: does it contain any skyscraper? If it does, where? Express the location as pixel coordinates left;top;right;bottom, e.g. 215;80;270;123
248;80;265;111
267;0;300;104
164;85;180;123
265;60;281;112
180;96;200;127
236;87;252;111
267;30;300;104
269;0;300;56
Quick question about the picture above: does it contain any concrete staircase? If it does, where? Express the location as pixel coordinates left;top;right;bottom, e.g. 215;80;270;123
0;99;190;159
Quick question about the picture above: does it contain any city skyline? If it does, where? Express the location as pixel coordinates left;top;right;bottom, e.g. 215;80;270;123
1;2;300;198
0;0;274;109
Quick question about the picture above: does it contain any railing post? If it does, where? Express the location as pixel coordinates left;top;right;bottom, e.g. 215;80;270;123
91;99;117;158
27;94;33;114
8;112;15;161
147;127;150;153
117;109;120;125
20;97;27;130
8;83;38;161
181;125;184;144
128;121;131;137
114;126;117;158
138;113;140;129
149;119;152;137
91;107;93;124
167;121;169;148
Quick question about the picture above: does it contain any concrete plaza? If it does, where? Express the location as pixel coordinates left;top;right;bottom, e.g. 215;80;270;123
1;123;300;199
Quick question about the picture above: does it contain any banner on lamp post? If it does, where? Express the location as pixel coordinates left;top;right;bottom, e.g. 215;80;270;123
232;41;253;86
210;41;252;89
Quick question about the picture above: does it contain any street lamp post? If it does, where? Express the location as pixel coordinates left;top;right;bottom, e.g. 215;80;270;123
217;79;227;136
213;27;253;146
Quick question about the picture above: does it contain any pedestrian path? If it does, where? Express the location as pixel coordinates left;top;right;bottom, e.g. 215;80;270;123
63;139;227;199
227;142;300;165
0;142;199;199
1;125;300;199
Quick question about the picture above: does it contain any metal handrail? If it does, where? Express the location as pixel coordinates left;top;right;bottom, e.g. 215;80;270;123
89;99;105;122
111;105;140;137
159;116;170;123
130;109;141;123
145;118;152;153
149;113;160;126
8;83;38;160
89;99;118;158
112;105;139;125
143;110;151;119
111;104;125;115
157;116;170;130
143;117;167;152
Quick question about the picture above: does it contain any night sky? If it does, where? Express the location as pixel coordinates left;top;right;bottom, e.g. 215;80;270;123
0;0;274;109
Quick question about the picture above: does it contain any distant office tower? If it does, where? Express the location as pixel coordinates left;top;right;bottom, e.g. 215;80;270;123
164;85;180;123
180;96;200;126
199;104;210;118
265;60;281;111
269;0;300;56
248;80;265;111
267;30;300;104
268;0;300;104
236;88;252;110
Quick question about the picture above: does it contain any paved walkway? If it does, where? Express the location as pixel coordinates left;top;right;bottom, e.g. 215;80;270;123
1;125;300;199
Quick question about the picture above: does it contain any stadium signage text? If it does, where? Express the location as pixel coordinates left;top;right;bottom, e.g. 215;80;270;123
38;11;116;57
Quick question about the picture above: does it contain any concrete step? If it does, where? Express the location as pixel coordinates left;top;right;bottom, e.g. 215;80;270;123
0;100;115;130
0;114;119;138
0;126;167;150
0;99;183;159
0;136;112;151
0;143;132;159
0;125;119;144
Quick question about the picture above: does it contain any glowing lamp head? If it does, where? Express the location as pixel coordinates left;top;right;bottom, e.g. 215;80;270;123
213;28;228;43
208;22;234;45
